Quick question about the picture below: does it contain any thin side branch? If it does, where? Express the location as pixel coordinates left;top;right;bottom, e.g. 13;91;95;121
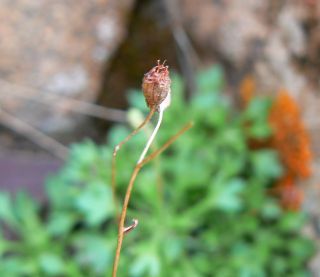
141;121;194;166
111;107;156;218
0;108;69;160
111;121;193;277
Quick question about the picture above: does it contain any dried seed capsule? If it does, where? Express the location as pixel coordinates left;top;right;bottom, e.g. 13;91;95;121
142;60;171;111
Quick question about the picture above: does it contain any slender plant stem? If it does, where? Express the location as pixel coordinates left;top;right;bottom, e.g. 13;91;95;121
112;163;142;277
111;108;155;219
137;109;163;164
141;122;193;166
111;121;193;277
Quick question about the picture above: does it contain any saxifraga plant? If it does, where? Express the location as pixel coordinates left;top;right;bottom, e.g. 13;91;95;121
0;66;315;277
111;61;192;277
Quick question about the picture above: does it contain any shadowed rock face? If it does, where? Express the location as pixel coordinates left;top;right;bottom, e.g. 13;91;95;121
0;154;62;201
179;0;320;157
0;0;134;134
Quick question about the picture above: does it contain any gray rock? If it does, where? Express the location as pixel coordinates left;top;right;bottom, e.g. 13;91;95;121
0;0;134;133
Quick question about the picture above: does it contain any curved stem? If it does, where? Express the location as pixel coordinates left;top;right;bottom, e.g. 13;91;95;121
112;163;142;277
111;121;193;277
111;108;155;218
137;109;163;164
141;121;193;167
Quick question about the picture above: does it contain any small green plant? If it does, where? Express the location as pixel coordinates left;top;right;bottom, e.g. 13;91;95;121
0;66;315;276
112;60;190;277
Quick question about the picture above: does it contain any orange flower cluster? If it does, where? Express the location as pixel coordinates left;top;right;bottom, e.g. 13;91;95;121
268;91;312;211
239;78;313;211
240;75;255;106
269;91;312;179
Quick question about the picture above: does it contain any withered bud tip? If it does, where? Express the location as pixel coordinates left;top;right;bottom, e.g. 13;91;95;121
142;60;171;112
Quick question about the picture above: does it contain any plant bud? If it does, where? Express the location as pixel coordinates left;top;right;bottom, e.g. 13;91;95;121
142;60;171;112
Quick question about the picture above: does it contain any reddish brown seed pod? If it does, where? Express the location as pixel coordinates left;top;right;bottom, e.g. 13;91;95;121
142;60;171;111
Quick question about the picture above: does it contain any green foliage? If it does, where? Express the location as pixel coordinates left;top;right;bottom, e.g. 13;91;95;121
0;66;315;276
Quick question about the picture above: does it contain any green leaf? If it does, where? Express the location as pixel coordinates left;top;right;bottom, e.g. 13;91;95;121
0;257;36;276
243;97;271;121
0;192;15;227
46;212;76;236
247;121;272;139
130;251;161;277
75;182;114;226
163;236;183;262
288;237;315;262
251;150;283;179
39;253;65;276
127;89;148;112
69;140;99;167
278;213;306;233
73;234;113;274
261;201;282;220
12;191;40;229
108;125;131;148
212;178;245;212
196;65;224;94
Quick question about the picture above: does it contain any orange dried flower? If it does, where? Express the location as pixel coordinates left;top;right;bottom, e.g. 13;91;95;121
239;75;256;105
239;77;312;211
269;90;312;179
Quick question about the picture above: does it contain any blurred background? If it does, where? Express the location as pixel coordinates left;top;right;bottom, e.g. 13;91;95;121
0;0;320;276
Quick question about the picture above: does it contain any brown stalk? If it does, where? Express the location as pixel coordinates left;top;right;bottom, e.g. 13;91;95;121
111;107;156;219
111;121;193;277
